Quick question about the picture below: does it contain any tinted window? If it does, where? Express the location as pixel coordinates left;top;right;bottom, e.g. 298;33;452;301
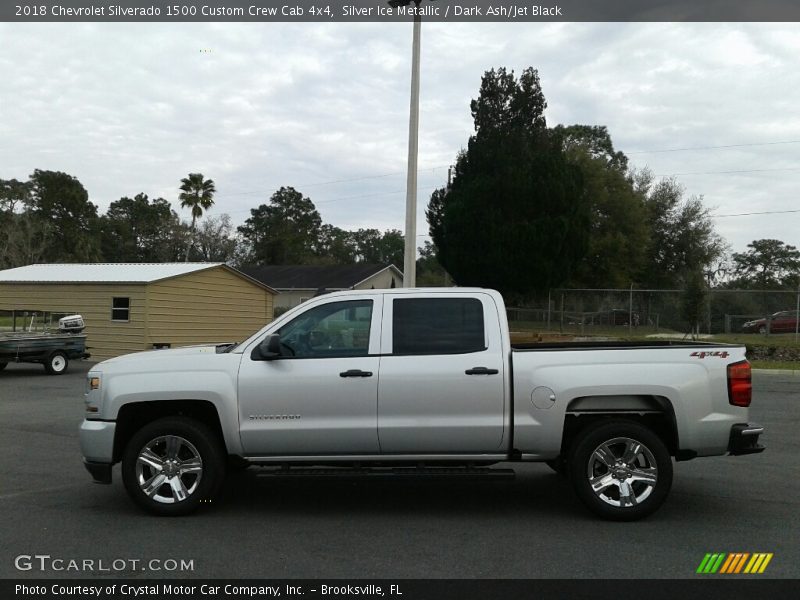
393;298;485;355
277;300;373;358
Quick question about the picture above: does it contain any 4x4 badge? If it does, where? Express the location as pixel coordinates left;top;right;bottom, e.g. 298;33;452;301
690;351;730;359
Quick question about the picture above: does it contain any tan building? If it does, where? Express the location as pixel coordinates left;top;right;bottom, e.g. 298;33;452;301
241;264;403;311
0;263;276;360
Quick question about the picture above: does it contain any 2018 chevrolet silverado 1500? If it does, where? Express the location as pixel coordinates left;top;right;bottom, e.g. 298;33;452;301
79;288;764;520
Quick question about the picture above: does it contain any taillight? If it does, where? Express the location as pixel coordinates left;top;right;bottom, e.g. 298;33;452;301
727;360;752;407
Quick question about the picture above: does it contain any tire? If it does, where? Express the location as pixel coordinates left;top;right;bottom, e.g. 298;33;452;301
122;417;226;516
568;420;673;521
545;457;567;476
0;362;7;371
44;351;68;375
758;325;767;335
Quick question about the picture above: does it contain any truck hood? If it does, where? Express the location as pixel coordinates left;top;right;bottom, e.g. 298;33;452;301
96;345;222;368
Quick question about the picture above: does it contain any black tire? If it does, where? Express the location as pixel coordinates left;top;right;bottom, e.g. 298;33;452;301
122;417;226;516
568;420;672;521
0;362;7;371
44;351;68;375
758;325;767;335
545;457;567;476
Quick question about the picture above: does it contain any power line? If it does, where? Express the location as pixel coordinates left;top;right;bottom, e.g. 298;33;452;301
225;183;444;215
712;209;800;218
219;139;800;200
212;140;800;223
656;166;800;177
223;165;450;197
316;189;406;205
628;140;800;154
222;165;799;212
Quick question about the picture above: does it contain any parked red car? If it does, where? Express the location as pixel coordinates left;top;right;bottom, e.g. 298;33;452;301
741;311;799;334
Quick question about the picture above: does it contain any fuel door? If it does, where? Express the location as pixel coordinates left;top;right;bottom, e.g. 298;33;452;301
531;386;556;410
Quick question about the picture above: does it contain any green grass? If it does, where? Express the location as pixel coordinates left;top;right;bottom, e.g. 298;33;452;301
750;360;799;371
706;334;800;349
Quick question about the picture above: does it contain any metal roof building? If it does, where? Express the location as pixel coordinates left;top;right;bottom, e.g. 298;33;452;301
241;263;403;310
0;263;231;283
0;263;276;361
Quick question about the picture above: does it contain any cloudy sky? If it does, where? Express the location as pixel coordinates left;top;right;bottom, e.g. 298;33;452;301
1;22;799;254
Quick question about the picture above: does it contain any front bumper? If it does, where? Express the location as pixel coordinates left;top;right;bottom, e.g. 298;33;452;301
80;418;116;462
728;423;765;456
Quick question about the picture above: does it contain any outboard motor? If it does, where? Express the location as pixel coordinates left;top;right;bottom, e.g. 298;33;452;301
58;315;85;334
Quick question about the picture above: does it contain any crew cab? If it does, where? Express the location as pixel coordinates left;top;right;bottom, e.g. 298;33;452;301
79;288;764;520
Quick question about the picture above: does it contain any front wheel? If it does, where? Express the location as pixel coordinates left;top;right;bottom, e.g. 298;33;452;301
568;420;672;521
122;417;226;516
44;351;68;375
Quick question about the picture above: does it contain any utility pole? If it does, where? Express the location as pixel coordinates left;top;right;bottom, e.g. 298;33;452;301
390;0;435;287
402;11;421;287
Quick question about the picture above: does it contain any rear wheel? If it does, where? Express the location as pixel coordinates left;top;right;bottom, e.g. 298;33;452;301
0;362;7;371
44;351;68;375
568;420;672;521
122;417;226;516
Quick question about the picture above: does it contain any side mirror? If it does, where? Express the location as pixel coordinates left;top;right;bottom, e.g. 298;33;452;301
251;334;281;361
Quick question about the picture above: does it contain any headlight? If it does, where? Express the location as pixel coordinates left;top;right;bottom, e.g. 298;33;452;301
85;373;102;414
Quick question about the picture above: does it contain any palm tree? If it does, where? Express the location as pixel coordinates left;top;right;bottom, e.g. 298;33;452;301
179;173;216;262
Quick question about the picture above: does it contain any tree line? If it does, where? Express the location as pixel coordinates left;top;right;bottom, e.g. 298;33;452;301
0;173;440;277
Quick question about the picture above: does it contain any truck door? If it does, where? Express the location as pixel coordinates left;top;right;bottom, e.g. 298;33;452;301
238;296;382;456
377;293;506;453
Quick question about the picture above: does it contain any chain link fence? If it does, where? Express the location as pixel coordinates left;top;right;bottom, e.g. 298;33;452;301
507;287;800;340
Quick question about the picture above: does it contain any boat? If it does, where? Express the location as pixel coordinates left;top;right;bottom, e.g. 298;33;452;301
0;315;89;375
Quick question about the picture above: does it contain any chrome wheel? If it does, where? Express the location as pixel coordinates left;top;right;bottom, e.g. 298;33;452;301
587;437;658;508
135;435;203;504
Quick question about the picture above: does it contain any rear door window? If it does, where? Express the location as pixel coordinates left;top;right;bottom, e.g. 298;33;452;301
392;298;485;355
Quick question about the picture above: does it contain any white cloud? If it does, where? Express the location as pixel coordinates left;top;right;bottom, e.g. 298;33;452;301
0;22;798;253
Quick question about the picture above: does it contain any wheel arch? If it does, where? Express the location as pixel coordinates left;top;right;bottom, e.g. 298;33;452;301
113;400;227;463
560;394;680;458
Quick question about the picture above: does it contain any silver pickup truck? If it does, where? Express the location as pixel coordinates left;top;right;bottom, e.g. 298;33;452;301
80;288;764;520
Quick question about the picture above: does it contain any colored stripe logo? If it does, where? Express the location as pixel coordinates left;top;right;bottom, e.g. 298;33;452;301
697;553;773;574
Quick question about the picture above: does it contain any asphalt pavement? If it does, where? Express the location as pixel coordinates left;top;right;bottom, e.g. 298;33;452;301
0;361;797;579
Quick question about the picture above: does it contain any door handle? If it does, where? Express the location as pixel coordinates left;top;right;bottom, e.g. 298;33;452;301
465;367;499;375
339;369;373;378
